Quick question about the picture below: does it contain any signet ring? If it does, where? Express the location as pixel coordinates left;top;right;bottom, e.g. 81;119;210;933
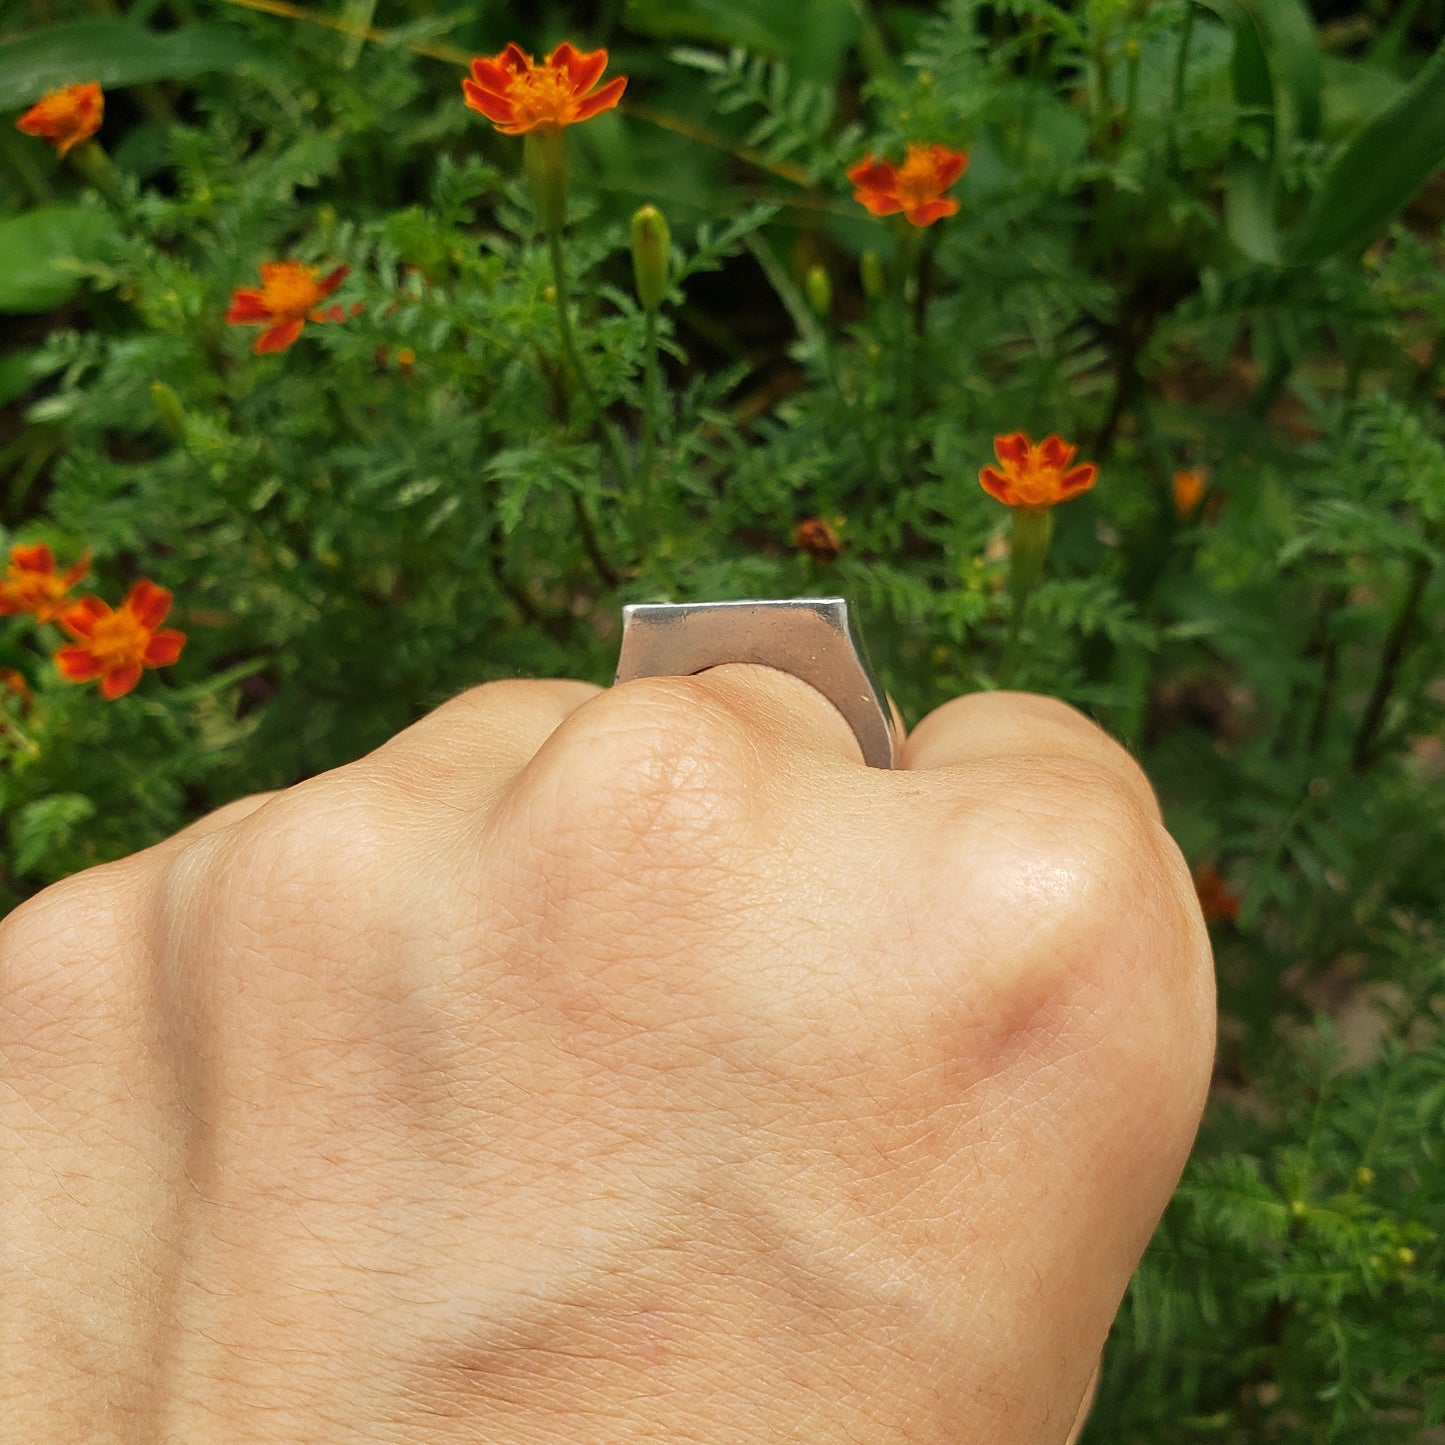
613;597;899;769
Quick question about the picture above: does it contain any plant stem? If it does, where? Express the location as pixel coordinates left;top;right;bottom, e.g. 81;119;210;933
543;223;630;585
1350;553;1432;772
1167;4;1196;163
639;308;661;512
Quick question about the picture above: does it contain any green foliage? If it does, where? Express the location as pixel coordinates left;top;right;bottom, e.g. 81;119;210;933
1;0;1442;1436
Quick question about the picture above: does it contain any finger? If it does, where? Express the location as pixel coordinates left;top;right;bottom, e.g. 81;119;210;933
363;678;603;798
902;689;1160;820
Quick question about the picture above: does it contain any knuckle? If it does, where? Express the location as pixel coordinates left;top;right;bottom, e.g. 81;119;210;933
0;863;144;1051
198;770;400;927
531;676;763;860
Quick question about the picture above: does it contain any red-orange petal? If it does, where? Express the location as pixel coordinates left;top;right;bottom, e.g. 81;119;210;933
903;197;958;227
125;579;173;630
461;77;515;124
847;156;894;187
1038;434;1075;470
101;662;143;699
978;466;1016;504
54;644;103;681
553;42;608;93
59;550;91;589
254;318;305;354
58;596;108;640
1058;463;1098;496
315;264;349;297
226;289;272;323
9;542;56;574
929;146;968;188
572;75;627;122
143;629;186;667
994;433;1030;468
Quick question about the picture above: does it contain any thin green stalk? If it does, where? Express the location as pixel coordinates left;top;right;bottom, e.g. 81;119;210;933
998;591;1028;688
1350;553;1432;772
543;223;633;575
1167;3;1196;165
639;308;661;512
848;0;898;81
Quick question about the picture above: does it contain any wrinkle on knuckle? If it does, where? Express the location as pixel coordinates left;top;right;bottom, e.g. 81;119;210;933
524;677;762;867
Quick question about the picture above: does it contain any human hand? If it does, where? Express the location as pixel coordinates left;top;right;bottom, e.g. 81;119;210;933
2;670;1214;1443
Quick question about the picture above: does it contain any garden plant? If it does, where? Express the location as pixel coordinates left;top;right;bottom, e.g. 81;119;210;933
2;0;1443;1437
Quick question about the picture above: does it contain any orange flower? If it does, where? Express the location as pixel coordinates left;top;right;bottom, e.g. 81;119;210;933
225;261;350;355
462;42;627;134
1192;862;1240;924
0;667;32;714
793;517;843;561
16;82;103;158
0;542;90;622
1173;467;1208;518
847;143;968;228
979;433;1099;509
55;580;186;700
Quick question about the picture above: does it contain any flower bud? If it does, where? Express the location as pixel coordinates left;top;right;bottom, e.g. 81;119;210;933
150;380;187;443
630;204;672;312
860;249;886;301
804;264;832;319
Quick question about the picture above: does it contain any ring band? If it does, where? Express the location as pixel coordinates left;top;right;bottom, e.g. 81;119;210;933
613;597;899;769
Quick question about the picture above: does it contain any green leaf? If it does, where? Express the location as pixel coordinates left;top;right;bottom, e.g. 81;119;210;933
10;793;96;877
0;350;39;406
626;0;858;82
1197;0;1322;264
0;20;269;111
0;205;119;314
1284;45;1445;266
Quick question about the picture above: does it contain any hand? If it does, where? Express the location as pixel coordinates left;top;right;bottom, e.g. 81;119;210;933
2;671;1214;1443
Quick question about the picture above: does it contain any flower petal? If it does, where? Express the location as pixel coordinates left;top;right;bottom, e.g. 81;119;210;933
54;644;103;682
994;433;1030;468
903;197;959;226
928;145;969;188
101;662;143;700
1058;463;1098;496
59;550;91;589
226;289;273;323
552;42;608;94
315;265;349;297
143;629;186;667
846;156;894;188
125;579;173;630
1038;434;1075;470
58;596;108;640
254;318;305;354
978;467;1017;505
571;75;627;122
10;542;56;574
461;77;516;124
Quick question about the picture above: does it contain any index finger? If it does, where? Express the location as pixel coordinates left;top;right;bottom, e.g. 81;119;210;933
901;690;1162;822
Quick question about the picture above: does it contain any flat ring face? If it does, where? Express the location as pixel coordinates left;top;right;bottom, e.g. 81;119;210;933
613;597;898;769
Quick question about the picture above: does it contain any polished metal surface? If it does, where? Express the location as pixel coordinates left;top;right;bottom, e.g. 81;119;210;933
613;597;897;769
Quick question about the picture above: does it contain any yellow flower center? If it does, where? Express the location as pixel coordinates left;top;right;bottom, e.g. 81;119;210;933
85;609;151;670
260;263;323;319
507;68;578;129
895;151;945;204
1006;453;1067;507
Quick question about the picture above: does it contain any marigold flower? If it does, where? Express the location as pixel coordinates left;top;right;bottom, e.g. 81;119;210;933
16;82;103;158
1192;862;1240;924
1173;467;1208;517
55;579;186;700
793;517;843;561
847;143;968;228
0;542;90;623
225;261;350;355
462;42;626;135
979;433;1099;509
0;667;32;713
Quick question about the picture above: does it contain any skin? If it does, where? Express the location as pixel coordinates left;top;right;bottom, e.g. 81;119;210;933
0;670;1215;1443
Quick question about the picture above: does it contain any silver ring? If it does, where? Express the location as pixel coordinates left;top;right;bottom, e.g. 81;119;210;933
613;597;898;769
